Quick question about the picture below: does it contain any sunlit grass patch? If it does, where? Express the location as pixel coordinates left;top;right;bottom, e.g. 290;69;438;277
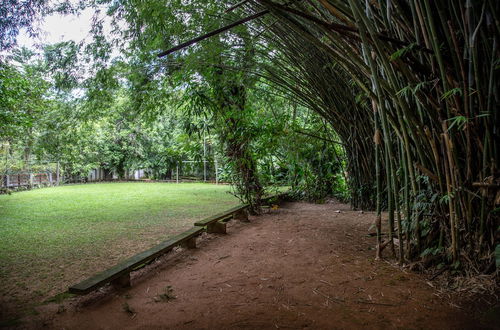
0;182;238;317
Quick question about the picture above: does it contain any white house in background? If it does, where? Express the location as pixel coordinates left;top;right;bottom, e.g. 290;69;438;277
88;168;106;181
88;168;146;181
134;169;145;180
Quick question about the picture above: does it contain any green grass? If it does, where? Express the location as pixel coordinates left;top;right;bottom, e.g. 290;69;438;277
0;182;239;317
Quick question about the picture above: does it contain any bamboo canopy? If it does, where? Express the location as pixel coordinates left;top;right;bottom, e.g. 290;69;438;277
254;0;499;270
159;0;499;271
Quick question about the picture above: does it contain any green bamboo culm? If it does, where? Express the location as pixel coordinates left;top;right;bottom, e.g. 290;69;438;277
245;0;499;271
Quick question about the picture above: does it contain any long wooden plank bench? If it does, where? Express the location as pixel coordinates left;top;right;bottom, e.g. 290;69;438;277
194;204;249;234
69;226;204;294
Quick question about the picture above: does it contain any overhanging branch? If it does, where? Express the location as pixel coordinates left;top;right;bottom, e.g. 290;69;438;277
157;10;269;58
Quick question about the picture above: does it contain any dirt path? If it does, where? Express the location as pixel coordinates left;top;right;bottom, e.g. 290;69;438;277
22;201;487;329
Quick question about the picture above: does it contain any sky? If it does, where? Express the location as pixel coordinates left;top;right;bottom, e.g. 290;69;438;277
17;8;96;50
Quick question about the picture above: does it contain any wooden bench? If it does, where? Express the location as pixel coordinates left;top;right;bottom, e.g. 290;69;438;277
194;204;249;234
68;199;286;295
69;226;204;294
261;192;290;205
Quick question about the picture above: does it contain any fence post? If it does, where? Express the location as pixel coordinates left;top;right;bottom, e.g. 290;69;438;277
203;132;207;182
204;160;207;182
56;162;60;185
215;159;218;185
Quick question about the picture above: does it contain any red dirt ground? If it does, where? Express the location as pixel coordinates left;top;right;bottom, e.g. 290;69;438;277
18;201;495;329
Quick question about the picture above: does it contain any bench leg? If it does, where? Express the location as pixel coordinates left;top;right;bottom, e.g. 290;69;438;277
182;236;197;249
234;209;249;222
207;221;226;234
111;273;131;288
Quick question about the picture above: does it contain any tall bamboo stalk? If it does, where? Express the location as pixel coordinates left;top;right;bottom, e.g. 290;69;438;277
238;0;499;271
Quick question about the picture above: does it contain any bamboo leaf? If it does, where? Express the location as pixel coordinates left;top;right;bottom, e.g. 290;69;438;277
446;115;467;131
440;87;462;100
389;42;417;61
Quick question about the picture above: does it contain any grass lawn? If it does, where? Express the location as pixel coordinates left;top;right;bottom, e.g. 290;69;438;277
0;182;239;318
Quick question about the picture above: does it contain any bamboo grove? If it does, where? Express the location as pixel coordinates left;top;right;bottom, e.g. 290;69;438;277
228;0;499;271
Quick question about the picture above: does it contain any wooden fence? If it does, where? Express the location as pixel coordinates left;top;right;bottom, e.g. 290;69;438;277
1;171;60;188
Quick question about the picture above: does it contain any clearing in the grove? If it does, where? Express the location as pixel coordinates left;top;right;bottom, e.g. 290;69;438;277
17;201;498;329
0;182;239;320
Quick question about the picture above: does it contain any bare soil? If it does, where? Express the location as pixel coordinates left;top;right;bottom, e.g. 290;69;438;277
15;201;496;329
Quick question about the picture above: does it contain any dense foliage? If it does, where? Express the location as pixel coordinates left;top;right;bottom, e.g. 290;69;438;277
0;6;347;204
